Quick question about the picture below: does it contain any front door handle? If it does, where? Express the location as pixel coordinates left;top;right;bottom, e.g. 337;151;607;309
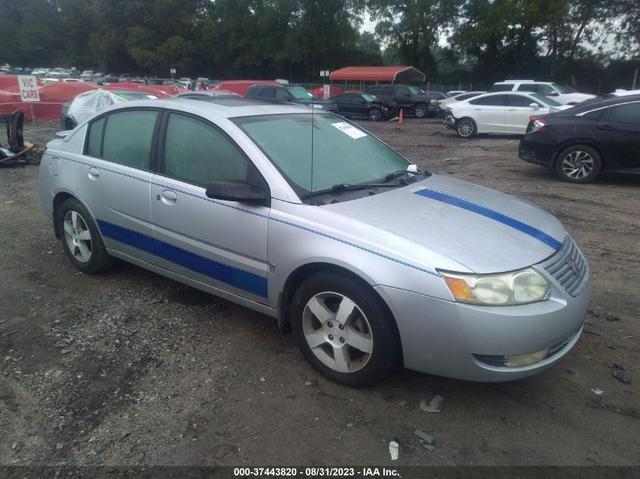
596;124;615;131
160;189;178;205
88;167;99;179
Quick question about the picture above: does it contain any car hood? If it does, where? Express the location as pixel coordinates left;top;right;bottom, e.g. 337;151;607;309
322;174;566;273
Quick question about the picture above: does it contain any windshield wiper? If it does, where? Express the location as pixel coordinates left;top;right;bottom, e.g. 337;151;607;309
302;182;399;199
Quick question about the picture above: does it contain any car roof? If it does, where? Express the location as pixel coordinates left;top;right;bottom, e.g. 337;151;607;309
565;94;640;114
102;97;312;119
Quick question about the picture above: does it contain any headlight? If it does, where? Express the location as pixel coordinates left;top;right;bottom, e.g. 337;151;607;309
440;268;550;306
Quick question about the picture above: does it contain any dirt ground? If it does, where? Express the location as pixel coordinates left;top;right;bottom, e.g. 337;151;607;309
1;118;638;467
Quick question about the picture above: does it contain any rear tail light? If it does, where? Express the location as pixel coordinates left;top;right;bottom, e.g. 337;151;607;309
528;116;547;134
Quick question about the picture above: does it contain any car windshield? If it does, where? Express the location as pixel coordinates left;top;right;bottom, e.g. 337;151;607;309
288;86;313;100
362;94;377;102
234;113;409;194
408;86;424;95
531;93;561;107
555;84;576;94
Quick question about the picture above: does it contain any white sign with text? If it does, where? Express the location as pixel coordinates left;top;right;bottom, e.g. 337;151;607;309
17;75;40;102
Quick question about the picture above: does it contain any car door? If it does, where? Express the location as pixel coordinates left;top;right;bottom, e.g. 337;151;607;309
334;94;355;116
393;85;414;110
607;101;640;171
150;111;270;302
504;94;543;134
467;95;507;133
77;108;160;263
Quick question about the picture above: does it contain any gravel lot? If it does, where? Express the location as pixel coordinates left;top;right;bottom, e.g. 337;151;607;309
1;118;638;467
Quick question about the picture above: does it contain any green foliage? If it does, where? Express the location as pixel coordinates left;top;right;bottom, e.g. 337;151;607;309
0;0;637;90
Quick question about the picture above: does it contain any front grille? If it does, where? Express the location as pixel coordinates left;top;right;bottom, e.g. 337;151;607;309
540;237;589;297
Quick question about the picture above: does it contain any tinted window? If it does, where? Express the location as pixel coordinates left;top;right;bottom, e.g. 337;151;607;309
163;113;248;186
507;95;535;107
538;84;557;96
86;116;105;157
275;88;290;101
395;86;410;96
381;86;394;95
610;103;640;123
488;84;514;92
260;86;276;98
469;95;507;106
101;110;158;170
518;84;538;93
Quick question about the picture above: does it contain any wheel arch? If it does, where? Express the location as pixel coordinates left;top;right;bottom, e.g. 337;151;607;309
552;140;604;168
52;190;96;239
277;262;399;344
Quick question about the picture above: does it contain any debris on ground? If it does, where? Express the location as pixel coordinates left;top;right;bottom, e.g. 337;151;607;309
611;364;631;384
420;395;443;413
414;429;436;451
606;313;621;322
388;440;399;461
591;387;604;396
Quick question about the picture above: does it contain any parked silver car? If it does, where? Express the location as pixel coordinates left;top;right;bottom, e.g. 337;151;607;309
39;98;591;386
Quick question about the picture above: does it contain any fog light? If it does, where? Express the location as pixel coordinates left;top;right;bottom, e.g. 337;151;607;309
505;349;549;367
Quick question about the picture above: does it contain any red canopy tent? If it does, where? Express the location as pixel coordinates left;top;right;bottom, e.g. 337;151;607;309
329;66;425;85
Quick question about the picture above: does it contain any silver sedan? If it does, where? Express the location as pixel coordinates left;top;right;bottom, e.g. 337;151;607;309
39;98;591;386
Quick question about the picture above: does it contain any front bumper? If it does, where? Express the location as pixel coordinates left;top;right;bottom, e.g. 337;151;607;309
443;114;456;129
375;248;592;382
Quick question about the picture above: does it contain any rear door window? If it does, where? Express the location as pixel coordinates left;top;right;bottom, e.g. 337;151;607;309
97;110;158;170
517;84;539;93
85;116;105;158
609;103;640;123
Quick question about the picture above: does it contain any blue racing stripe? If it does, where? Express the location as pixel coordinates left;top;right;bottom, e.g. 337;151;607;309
97;220;268;297
415;189;562;250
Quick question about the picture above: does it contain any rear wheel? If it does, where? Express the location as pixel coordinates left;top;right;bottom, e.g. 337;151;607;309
291;272;401;387
414;103;427;118
555;145;601;183
368;108;382;121
56;198;113;274
456;117;477;138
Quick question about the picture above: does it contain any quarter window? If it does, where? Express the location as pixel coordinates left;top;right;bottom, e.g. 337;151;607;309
163;113;249;187
99;110;158;170
86;116;105;158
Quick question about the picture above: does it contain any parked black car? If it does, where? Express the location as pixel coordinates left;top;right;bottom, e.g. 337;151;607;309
245;84;337;111
519;94;640;183
364;84;442;118
330;92;393;121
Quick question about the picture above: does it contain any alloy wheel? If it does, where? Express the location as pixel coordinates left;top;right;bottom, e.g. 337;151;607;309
457;120;474;137
302;292;374;373
415;104;426;118
561;150;594;179
369;109;382;121
63;210;93;263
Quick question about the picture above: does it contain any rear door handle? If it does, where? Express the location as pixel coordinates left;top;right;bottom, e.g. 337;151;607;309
88;167;99;179
160;189;178;205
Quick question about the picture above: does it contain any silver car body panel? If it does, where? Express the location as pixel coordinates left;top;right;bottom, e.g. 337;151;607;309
39;99;591;381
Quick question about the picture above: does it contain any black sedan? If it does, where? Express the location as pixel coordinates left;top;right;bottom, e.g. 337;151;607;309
519;94;640;182
331;92;393;121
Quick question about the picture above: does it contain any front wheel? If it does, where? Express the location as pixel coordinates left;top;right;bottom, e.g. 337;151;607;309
368;108;382;121
414;103;427;118
456;117;477;138
291;272;401;387
555;145;602;183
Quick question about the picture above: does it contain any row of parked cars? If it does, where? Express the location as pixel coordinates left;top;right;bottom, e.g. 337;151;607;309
439;80;640;183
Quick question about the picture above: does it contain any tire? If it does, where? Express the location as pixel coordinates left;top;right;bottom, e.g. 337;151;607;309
456;117;477;138
368;108;382;121
290;272;402;387
56;198;113;274
414;103;427;118
554;144;602;183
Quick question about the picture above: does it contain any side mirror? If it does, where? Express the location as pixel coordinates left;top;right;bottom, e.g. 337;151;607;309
529;103;540;110
205;181;270;206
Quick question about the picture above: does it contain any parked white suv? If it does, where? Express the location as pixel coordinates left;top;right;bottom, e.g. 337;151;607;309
489;80;595;105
